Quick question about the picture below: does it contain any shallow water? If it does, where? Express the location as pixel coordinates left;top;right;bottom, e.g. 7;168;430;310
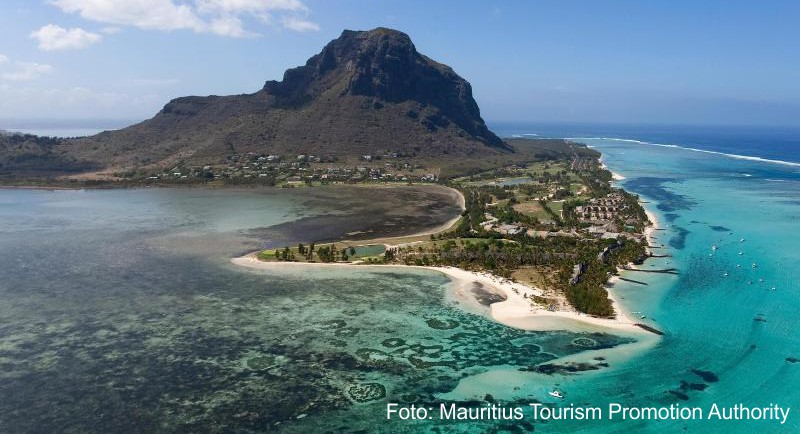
0;185;631;433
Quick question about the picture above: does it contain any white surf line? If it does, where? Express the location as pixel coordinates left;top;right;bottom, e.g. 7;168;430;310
566;136;800;168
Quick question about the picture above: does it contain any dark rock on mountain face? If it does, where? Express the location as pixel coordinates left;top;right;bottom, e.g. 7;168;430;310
56;27;510;171
263;28;503;146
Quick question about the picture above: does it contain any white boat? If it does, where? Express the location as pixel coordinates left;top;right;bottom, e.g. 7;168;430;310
712;245;718;251
740;238;746;242
548;390;564;399
739;252;743;255
752;263;758;268
723;272;729;277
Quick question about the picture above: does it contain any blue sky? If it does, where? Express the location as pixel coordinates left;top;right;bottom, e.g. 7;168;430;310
0;0;798;126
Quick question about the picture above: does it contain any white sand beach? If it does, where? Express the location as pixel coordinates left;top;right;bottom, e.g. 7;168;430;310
643;207;661;252
231;255;648;335
599;157;626;180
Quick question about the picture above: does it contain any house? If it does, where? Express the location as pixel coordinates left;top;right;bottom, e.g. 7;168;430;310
498;224;524;235
570;263;585;285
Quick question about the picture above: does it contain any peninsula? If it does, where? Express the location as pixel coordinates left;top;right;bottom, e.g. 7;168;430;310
236;141;658;333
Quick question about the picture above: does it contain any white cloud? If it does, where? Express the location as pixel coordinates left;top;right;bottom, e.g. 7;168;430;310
30;24;102;51
196;0;307;14
50;0;205;32
281;16;319;32
209;16;249;37
100;26;123;34
0;61;54;81
49;0;318;37
0;54;9;64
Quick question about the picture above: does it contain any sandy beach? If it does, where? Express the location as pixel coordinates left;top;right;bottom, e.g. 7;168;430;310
643;207;661;252
599;157;626;180
231;255;648;335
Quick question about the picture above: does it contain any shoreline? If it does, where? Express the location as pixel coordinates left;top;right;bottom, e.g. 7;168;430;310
643;208;660;251
599;156;626;180
231;255;649;335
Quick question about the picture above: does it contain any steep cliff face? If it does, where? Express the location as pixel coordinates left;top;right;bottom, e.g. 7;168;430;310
260;28;504;147
44;28;511;171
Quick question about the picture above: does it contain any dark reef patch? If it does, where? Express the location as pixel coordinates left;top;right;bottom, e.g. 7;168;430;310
679;381;708;391
425;318;460;330
669;390;690;401
669;225;690;249
524;362;603;375
347;382;386;403
470;283;507;305
571;337;599;348
690;369;719;383
623;177;696;213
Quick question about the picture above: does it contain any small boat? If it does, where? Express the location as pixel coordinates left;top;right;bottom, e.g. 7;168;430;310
771;287;776;291
736;264;741;268
739;252;744;255
740;238;746;242
752;263;758;268
748;280;753;285
549;390;564;399
640;315;647;319
723;272;729;277
712;245;718;251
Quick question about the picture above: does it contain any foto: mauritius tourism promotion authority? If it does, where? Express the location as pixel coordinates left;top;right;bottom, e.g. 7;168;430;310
388;402;791;425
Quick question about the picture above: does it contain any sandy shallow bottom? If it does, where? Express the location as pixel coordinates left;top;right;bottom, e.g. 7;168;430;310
232;256;649;336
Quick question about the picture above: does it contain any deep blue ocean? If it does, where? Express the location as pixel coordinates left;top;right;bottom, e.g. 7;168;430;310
493;122;800;170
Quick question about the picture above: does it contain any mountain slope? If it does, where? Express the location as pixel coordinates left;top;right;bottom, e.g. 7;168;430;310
59;27;511;172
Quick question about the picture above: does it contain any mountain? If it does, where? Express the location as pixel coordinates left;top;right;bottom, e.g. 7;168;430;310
33;27;512;177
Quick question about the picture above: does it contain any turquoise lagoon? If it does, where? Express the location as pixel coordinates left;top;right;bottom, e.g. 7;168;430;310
528;136;800;434
3;129;800;433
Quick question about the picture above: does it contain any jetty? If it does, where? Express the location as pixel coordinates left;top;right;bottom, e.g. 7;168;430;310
635;323;664;335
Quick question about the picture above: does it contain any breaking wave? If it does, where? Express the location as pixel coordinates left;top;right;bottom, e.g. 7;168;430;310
565;137;800;168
